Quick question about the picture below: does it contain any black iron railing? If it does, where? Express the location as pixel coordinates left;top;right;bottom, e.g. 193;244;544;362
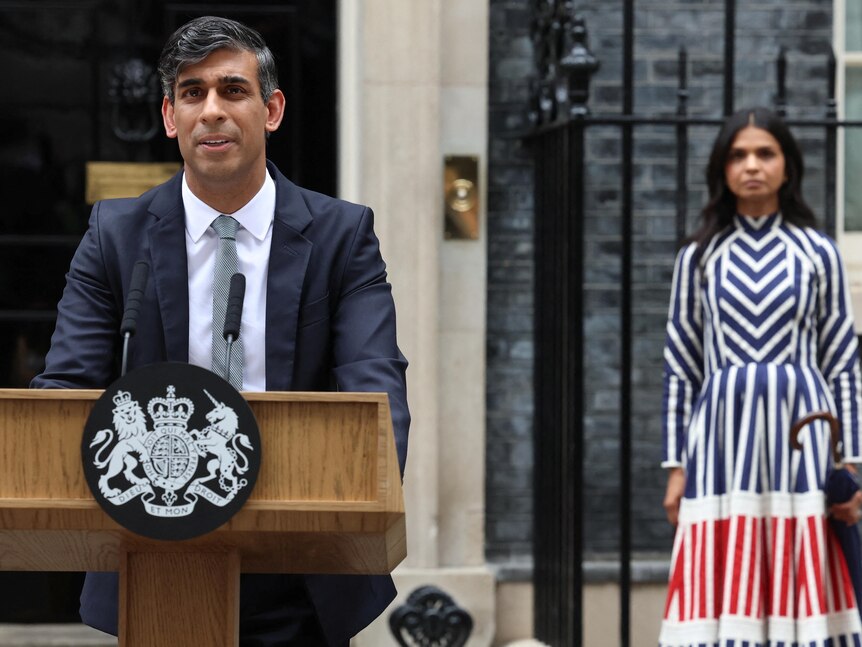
524;1;858;646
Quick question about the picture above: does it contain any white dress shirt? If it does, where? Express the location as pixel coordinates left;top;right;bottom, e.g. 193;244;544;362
183;172;275;391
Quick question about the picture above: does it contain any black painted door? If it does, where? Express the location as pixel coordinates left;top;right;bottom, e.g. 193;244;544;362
0;0;335;621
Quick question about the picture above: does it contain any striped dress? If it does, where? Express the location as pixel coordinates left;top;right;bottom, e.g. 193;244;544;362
659;213;862;647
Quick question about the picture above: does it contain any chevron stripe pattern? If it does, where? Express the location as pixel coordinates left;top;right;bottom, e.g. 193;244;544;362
659;214;862;645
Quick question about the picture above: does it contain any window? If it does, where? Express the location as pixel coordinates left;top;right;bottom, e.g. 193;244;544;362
840;0;862;232
836;0;862;316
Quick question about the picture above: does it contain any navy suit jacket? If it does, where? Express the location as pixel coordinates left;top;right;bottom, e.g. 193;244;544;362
31;162;410;646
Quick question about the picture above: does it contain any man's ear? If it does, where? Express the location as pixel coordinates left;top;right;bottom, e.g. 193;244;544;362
162;96;178;139
265;89;286;133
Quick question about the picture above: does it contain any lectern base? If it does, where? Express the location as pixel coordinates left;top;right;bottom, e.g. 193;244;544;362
119;550;240;647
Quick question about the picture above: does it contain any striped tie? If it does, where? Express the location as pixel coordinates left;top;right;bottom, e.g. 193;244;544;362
210;215;243;389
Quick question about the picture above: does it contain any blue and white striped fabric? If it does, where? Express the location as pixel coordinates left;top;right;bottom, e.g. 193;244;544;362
663;213;862;471
659;213;862;646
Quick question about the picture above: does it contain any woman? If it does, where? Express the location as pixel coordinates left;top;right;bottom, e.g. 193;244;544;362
659;107;862;646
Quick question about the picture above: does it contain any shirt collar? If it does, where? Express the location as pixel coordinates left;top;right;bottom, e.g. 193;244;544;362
183;171;276;243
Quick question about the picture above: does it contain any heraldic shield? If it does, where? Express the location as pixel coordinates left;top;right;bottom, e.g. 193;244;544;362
81;362;261;540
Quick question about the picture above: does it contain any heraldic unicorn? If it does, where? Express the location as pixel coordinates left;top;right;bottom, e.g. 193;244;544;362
90;385;254;518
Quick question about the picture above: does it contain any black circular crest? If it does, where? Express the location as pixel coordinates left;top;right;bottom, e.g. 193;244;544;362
82;362;261;541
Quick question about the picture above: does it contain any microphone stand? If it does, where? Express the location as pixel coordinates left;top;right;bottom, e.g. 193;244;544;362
121;332;133;377
225;334;237;386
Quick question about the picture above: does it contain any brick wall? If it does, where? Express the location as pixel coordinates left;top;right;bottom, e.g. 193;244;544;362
487;0;535;567
486;0;835;575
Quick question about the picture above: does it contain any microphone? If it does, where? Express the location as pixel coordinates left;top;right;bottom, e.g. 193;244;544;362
223;273;246;385
120;261;150;376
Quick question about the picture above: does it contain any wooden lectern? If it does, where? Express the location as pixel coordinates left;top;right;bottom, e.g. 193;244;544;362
0;389;406;646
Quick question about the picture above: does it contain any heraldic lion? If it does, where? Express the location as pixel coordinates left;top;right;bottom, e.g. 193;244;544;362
90;391;150;497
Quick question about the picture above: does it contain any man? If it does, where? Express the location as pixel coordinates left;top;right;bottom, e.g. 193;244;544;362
32;15;409;647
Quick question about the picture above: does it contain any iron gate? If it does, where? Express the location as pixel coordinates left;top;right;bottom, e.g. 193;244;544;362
525;1;862;645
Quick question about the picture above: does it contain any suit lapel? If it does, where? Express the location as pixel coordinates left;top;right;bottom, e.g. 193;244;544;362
265;164;313;391
142;164;311;376
147;172;190;362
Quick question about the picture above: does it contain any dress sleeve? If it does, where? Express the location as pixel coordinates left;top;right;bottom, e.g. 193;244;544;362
662;243;705;468
815;236;862;462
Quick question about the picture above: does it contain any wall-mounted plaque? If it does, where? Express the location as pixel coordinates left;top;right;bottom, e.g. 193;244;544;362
86;161;181;204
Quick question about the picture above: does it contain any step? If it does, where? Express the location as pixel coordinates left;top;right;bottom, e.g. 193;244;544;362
0;625;115;647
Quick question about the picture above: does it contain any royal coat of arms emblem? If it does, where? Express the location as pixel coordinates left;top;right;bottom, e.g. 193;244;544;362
82;362;260;540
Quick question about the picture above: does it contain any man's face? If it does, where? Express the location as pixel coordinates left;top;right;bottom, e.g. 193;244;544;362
161;48;284;203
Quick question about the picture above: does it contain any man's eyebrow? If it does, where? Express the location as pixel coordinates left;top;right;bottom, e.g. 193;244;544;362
221;75;251;85
177;77;204;89
176;75;252;89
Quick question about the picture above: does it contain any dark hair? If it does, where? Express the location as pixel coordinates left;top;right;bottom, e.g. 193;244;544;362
689;106;818;251
158;16;278;104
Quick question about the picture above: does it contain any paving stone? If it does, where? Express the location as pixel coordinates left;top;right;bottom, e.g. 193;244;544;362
0;624;115;647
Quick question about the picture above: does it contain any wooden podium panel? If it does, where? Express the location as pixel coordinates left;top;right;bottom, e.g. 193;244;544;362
0;389;406;646
119;550;240;646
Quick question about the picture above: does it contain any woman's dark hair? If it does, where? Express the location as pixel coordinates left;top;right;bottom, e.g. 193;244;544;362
158;16;278;104
689;106;818;251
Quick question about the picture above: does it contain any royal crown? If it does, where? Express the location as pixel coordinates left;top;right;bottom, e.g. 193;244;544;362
147;385;194;428
111;390;139;415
